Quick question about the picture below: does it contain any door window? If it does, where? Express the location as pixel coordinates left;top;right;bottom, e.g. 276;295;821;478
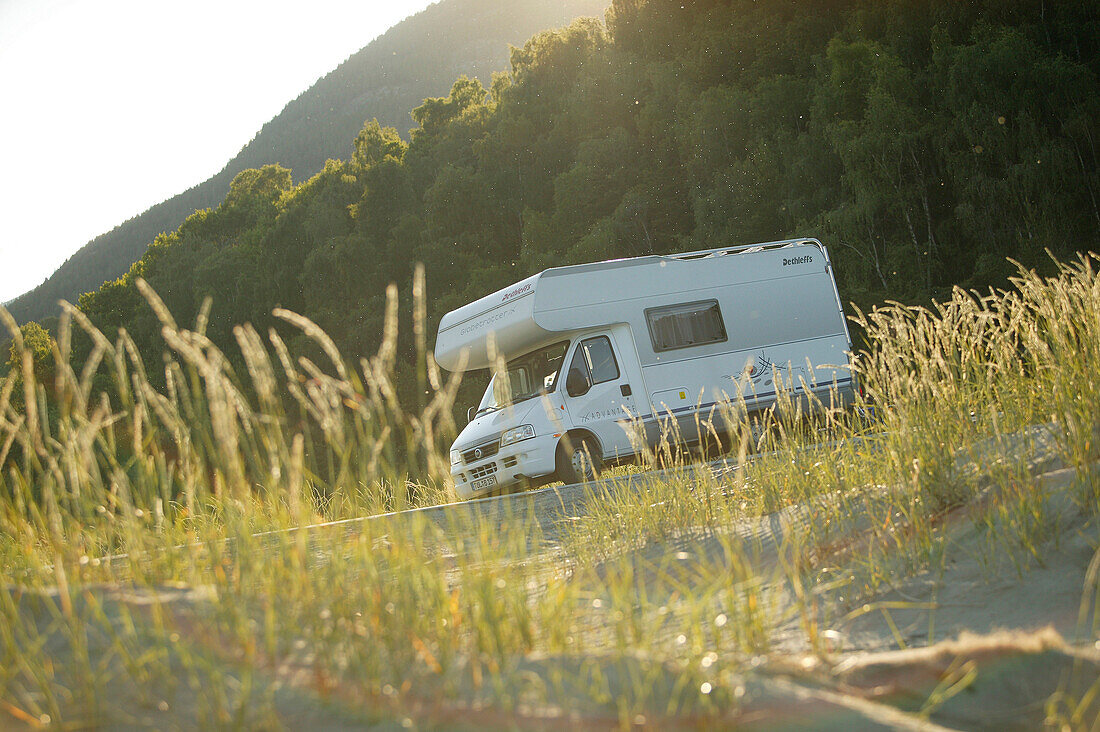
566;336;620;396
582;336;620;384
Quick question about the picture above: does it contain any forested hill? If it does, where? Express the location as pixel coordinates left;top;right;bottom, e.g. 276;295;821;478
58;0;1100;405
4;0;608;325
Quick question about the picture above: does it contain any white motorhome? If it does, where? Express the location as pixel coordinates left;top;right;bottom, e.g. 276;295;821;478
434;238;856;499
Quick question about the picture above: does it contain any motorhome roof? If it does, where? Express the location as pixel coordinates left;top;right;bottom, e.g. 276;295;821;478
434;238;827;371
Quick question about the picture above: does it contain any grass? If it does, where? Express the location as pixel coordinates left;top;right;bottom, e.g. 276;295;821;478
1;255;1099;729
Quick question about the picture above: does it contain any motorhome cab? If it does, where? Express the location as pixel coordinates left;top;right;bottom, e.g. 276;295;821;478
434;238;856;500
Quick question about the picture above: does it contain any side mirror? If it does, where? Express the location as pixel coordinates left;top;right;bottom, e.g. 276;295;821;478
467;406;476;424
566;368;590;398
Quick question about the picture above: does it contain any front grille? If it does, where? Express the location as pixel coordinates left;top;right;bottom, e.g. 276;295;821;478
502;456;518;468
462;440;499;464
469;463;498;480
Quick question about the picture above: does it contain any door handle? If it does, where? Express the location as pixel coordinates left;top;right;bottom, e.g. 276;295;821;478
620;384;632;397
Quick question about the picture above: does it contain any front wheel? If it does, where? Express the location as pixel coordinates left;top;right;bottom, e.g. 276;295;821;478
557;435;602;485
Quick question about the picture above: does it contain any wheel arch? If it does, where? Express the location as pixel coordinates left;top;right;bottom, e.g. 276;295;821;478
557;428;602;460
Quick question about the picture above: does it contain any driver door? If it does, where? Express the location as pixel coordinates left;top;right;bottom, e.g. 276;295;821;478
562;335;637;460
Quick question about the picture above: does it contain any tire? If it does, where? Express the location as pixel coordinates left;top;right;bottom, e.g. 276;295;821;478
557;435;603;485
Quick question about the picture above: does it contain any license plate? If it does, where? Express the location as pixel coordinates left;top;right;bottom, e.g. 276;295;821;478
471;475;497;492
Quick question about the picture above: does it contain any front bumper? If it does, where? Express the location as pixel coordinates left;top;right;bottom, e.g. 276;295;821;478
451;433;559;500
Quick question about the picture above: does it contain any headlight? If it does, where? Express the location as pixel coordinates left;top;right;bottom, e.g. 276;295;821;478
450;449;462;465
500;424;535;447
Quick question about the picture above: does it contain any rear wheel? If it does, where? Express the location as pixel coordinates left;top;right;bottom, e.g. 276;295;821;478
557;435;602;485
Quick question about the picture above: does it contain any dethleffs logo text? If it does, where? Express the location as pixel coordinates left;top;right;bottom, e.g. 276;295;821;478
782;254;813;266
501;283;533;302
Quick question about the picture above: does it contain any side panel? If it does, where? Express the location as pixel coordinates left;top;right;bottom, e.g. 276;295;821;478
611;324;650;422
631;261;853;443
532;242;841;352
606;324;649;459
640;333;854;415
630;267;847;368
631;261;852;409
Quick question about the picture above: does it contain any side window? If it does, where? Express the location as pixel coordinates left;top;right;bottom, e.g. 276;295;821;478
565;336;620;396
582;336;619;384
645;300;727;352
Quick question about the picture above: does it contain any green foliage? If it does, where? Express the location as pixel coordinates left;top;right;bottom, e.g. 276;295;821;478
351;119;407;171
25;0;1099;425
4;322;54;384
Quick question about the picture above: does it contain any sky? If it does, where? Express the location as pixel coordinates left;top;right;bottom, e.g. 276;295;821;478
0;0;437;305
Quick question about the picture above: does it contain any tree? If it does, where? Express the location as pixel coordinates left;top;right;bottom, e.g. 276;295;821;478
5;322;56;410
352;120;407;171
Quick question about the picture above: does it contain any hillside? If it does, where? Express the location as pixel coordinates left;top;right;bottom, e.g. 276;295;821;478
59;0;1099;394
4;0;609;325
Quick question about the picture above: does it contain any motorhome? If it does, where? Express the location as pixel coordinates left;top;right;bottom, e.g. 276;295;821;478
434;238;856;499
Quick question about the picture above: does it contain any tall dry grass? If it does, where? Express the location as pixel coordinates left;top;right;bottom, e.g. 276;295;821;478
0;254;1097;728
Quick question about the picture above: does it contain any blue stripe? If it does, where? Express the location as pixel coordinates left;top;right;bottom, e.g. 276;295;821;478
616;377;854;424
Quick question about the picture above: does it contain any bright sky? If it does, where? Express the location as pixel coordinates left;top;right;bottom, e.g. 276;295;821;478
0;0;436;305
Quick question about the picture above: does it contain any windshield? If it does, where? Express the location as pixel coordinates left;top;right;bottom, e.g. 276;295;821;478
475;341;569;416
